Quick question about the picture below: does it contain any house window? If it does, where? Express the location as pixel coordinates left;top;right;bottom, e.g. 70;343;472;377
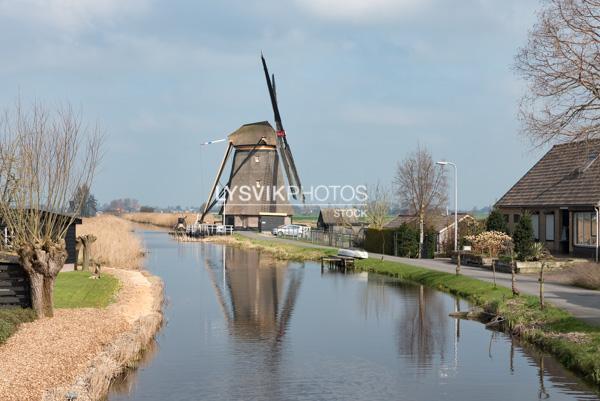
574;212;597;246
254;156;260;163
531;214;539;241
545;213;555;241
514;214;520;224
256;180;261;187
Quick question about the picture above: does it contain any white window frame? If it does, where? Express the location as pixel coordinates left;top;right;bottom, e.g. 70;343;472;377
545;213;555;241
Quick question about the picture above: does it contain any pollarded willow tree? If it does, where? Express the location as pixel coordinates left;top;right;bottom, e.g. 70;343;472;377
0;102;102;317
515;0;600;145
394;145;447;258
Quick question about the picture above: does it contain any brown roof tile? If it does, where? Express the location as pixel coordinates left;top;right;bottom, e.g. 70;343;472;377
496;139;600;208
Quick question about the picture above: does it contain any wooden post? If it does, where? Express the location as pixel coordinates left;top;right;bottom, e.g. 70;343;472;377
539;261;545;310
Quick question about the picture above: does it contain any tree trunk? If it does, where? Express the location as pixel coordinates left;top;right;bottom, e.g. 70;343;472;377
29;272;44;317
82;244;90;272
381;231;385;260
418;210;424;259
43;276;55;318
511;249;519;296
80;235;97;272
17;240;67;318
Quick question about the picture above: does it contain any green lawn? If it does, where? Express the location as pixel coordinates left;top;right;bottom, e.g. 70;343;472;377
54;271;121;308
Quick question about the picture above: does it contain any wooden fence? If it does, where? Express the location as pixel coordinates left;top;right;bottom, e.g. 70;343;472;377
0;257;31;308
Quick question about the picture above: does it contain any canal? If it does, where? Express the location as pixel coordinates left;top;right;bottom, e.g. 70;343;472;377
107;229;599;401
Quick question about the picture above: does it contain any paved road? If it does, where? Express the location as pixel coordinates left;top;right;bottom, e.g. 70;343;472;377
240;231;600;326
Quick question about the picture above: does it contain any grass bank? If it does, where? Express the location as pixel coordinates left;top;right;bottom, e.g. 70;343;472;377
356;258;600;386
0;271;120;345
204;233;336;261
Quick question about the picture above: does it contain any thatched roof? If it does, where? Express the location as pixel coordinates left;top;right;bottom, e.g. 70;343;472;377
228;121;278;147
318;208;362;226
496;139;600;208
384;213;472;232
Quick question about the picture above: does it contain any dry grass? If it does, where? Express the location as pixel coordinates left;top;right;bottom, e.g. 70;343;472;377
548;262;600;290
122;212;205;228
77;215;144;270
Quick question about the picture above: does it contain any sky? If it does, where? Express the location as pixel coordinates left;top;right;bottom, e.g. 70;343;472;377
0;0;546;210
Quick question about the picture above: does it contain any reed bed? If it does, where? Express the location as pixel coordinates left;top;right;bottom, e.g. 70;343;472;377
77;215;144;269
122;212;200;228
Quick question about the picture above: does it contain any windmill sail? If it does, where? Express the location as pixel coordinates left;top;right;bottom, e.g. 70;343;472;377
261;55;304;201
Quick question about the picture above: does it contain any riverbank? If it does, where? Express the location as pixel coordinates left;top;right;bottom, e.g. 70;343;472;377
356;258;600;387
0;268;163;401
212;233;600;387
203;233;336;261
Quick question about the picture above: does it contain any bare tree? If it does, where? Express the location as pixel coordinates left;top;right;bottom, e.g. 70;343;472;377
0;102;102;317
365;183;391;257
394;145;447;258
515;0;600;145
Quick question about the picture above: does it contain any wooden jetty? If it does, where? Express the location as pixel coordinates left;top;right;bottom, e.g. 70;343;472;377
320;256;356;273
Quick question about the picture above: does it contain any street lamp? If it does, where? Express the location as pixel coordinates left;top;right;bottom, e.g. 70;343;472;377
437;161;458;252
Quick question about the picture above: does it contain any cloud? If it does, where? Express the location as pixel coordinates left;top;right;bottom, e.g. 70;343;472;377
295;0;429;22
0;0;150;32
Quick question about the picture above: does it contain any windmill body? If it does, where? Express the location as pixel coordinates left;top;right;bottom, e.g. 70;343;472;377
199;56;302;232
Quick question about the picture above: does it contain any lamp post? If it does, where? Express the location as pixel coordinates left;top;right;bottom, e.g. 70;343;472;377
437;161;458;252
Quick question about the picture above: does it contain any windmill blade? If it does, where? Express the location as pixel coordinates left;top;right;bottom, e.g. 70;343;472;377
282;140;304;201
261;54;283;132
261;54;304;201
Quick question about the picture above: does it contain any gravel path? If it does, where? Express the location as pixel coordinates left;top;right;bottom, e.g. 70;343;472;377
0;268;156;401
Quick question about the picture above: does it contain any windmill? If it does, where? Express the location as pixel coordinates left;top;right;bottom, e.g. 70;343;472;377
199;55;303;232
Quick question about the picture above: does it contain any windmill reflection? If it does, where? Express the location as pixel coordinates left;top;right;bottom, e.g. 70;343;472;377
204;245;303;341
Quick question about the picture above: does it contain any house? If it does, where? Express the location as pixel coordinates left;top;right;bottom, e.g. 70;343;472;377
316;208;364;233
1;210;82;266
384;213;474;253
495;139;600;258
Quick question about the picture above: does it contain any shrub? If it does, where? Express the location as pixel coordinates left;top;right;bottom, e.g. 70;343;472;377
513;213;534;261
422;227;437;259
394;223;419;258
486;208;508;233
364;228;395;255
464;231;512;258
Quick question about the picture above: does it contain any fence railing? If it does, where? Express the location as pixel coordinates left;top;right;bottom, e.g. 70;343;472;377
184;223;234;236
279;229;364;249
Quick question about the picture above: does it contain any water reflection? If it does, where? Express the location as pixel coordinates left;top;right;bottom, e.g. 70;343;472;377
204;246;303;341
108;232;600;401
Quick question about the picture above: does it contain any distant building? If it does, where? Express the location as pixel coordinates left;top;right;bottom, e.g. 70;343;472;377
496;139;600;258
316;208;364;234
384;213;474;253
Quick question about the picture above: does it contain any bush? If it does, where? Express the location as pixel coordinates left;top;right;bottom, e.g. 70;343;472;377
486;208;508;233
394;223;419;257
423;227;437;259
513;213;534;261
464;231;512;258
364;228;395;255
